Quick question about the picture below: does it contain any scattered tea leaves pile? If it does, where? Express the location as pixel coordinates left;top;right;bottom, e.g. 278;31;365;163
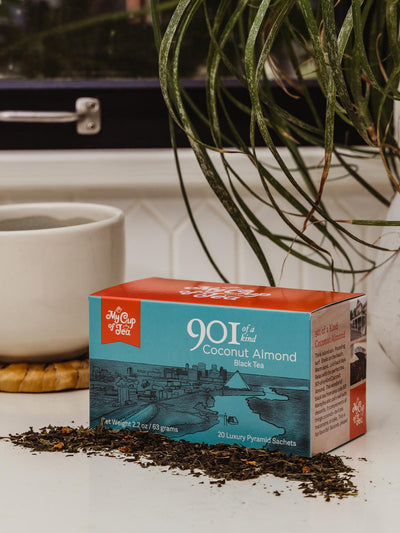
3;425;357;501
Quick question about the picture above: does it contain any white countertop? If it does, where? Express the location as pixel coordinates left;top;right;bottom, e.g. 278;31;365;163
1;336;399;533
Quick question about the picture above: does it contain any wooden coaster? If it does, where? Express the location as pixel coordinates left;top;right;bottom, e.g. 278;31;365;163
0;357;89;393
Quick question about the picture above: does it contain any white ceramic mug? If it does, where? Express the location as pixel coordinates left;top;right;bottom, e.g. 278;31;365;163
0;202;125;362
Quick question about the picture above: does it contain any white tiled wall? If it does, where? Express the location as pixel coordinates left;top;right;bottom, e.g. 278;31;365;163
0;148;392;292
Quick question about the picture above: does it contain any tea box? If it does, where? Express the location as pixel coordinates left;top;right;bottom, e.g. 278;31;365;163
89;278;367;457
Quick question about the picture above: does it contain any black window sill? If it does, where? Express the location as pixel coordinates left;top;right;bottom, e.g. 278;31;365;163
0;79;362;150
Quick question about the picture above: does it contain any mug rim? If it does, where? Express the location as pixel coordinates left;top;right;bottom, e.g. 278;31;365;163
0;202;124;235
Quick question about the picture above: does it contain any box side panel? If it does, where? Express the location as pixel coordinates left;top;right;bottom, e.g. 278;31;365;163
89;298;312;456
310;296;367;455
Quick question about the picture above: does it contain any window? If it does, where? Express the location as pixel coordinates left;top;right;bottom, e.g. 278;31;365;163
0;1;175;149
0;0;357;149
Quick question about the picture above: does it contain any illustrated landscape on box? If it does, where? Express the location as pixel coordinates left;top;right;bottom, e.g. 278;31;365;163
90;358;310;456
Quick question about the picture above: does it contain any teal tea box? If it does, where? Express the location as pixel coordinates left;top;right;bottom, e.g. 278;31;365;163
89;278;367;457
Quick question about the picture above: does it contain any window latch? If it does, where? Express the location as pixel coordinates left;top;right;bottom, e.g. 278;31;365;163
0;97;101;135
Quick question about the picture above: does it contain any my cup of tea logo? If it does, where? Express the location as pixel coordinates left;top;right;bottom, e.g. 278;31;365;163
106;306;136;336
179;285;271;301
350;382;366;439
101;298;141;347
351;397;365;427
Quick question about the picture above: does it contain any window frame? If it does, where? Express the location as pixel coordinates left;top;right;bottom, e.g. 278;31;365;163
0;78;362;150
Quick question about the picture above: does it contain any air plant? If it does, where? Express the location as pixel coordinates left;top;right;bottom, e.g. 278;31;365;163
152;0;400;289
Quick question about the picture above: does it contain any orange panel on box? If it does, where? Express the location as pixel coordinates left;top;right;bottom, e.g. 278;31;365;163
350;382;367;441
93;277;362;313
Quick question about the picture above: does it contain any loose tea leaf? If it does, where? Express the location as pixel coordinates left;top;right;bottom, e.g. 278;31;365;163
2;425;358;501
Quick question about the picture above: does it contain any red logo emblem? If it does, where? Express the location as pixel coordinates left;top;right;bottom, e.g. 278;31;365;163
350;382;366;440
101;298;141;347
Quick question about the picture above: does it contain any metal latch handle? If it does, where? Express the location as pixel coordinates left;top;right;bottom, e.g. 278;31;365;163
0;97;101;135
